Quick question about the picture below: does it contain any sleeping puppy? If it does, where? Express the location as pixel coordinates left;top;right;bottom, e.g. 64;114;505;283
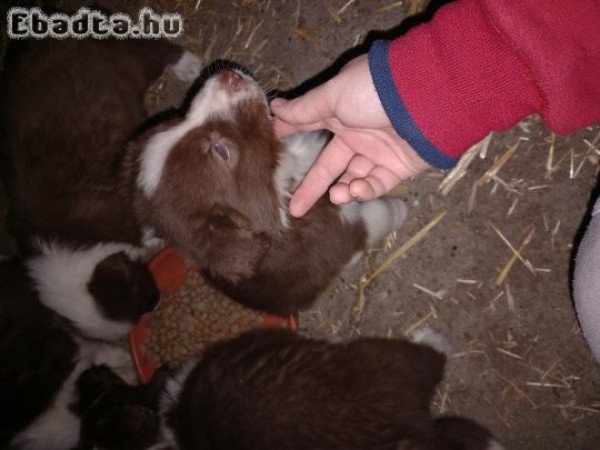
74;329;502;450
0;15;201;254
0;257;151;449
132;68;408;314
158;329;503;450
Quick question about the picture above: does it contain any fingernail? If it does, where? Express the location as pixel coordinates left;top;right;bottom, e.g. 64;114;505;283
270;98;286;108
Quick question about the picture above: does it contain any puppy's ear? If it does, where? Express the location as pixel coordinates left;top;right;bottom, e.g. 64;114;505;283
204;206;270;284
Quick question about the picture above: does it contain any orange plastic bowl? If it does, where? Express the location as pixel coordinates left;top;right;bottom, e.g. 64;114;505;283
129;248;297;383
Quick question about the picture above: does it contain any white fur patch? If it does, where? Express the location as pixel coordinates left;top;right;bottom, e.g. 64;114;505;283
275;131;328;201
141;226;165;250
26;240;143;341
346;251;364;268
274;131;329;227
137;71;263;198
10;368;81;450
157;358;199;449
409;326;451;357
356;197;408;247
10;340;135;450
486;440;505;450
170;51;202;82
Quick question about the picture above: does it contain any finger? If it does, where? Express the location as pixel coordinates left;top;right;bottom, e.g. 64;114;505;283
337;155;375;184
348;166;402;201
289;136;355;217
329;182;352;204
271;116;324;139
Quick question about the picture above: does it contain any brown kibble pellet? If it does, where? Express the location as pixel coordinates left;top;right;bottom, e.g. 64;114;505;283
143;259;272;366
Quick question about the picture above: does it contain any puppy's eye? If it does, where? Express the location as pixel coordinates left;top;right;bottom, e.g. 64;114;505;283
209;141;230;162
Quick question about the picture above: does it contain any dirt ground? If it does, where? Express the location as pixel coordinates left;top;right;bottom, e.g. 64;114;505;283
2;1;600;449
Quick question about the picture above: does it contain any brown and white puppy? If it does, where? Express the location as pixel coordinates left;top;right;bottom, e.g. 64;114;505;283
141;329;501;450
132;69;408;314
0;257;143;450
1;30;404;314
0;28;201;253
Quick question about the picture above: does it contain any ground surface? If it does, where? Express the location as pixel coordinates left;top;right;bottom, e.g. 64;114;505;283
2;1;600;449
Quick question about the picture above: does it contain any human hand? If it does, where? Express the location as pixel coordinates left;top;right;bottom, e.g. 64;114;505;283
271;54;430;218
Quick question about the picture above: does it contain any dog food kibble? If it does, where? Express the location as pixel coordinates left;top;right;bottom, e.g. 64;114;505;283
142;261;265;365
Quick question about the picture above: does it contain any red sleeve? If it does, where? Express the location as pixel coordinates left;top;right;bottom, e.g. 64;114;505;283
368;0;600;167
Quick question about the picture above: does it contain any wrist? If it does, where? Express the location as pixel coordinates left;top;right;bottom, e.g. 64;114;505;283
369;40;458;170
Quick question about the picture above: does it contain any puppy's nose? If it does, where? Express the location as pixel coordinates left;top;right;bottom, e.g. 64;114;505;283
218;69;245;90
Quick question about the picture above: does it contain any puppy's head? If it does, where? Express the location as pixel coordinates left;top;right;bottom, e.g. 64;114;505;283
135;68;281;283
27;241;159;341
87;251;160;324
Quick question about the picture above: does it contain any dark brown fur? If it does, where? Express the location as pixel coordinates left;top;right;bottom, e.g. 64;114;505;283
75;364;163;450
87;251;159;324
0;34;185;253
0;258;77;446
70;330;499;450
163;329;498;450
208;197;366;313
133;94;282;283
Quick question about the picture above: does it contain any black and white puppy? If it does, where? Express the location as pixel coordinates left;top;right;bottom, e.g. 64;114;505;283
0;253;156;450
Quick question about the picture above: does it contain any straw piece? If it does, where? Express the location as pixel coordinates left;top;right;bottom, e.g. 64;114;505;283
497;347;523;360
526;382;567;389
244;19;264;49
467;181;478;214
545;132;555;179
290;25;320;45
500;376;536;407
439;133;492;196
506;197;519;218
403;311;434;336
492;223;536;285
477;141;520;187
360;212;447;289
375;1;405;13
338;0;357;14
413;283;446;300
505;283;516;313
326;3;342;23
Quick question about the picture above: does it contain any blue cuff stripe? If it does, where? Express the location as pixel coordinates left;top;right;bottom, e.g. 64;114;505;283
368;40;457;170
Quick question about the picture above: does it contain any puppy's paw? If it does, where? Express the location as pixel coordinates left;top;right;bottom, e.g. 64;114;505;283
409;326;451;356
171;51;202;82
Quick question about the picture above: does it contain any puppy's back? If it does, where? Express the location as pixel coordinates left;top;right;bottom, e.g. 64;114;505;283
164;329;445;450
0;36;184;249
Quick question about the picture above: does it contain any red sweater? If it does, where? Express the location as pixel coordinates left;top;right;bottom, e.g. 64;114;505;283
368;0;600;169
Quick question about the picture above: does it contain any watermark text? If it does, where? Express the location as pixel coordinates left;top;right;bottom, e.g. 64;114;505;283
7;7;183;39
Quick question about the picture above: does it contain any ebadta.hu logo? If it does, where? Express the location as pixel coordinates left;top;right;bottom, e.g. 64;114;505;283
7;7;183;39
